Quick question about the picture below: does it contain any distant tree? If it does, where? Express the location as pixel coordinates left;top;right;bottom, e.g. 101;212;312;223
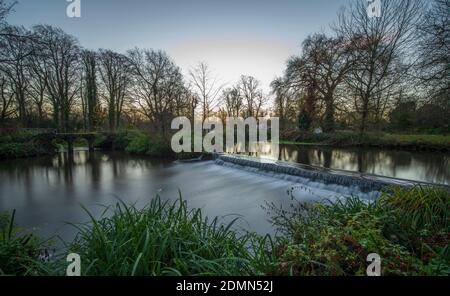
337;0;425;135
0;26;32;126
81;50;99;131
415;103;450;133
128;48;185;135
239;75;266;118
271;77;298;131
286;34;354;132
0;74;14;121
189;62;223;122
0;0;15;39
97;50;131;131
32;25;80;131
298;108;312;131
418;0;450;89
222;86;243;118
389;100;416;131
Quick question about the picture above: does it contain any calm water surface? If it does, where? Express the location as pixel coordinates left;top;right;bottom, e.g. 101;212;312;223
278;145;450;185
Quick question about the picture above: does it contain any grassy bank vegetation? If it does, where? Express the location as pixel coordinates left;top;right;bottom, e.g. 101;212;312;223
94;130;174;158
281;131;450;151
0;130;56;159
0;129;174;160
1;186;448;276
270;186;449;275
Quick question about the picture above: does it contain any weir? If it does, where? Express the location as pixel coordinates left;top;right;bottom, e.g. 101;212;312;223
214;154;447;194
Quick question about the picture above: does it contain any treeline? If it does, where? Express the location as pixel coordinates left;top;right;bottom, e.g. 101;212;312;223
0;0;449;137
272;0;449;135
0;0;270;135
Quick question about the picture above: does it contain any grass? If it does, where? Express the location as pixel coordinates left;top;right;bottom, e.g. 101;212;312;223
67;195;273;276
0;186;448;276
269;186;450;276
281;131;450;151
0;210;51;276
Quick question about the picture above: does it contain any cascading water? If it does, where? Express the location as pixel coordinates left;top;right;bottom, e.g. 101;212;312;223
214;154;438;201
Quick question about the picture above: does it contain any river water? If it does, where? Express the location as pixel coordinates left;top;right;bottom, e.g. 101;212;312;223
0;145;448;240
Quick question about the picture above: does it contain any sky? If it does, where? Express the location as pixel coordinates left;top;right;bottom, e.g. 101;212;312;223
8;0;351;92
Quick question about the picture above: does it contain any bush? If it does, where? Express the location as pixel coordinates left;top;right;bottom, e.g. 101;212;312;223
94;130;141;150
268;186;450;276
0;130;56;159
126;133;173;158
0;142;47;159
125;132;150;154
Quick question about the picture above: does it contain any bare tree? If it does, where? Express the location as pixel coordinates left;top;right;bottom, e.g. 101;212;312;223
0;26;32;126
222;86;243;118
418;0;450;98
271;77;299;131
81;50;99;131
27;55;48;125
98;49;131;131
0;74;14;121
32;25;80;132
286;34;354;132
189;62;223;122
239;75;266;118
128;48;184;135
337;0;425;135
0;0;15;38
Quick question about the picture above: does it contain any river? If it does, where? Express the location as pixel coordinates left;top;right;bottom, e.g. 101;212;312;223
0;145;448;241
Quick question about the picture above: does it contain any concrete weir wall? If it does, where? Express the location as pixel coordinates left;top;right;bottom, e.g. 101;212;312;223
214;154;426;193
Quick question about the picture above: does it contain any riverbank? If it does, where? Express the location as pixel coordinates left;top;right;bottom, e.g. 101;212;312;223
0;130;56;159
0;129;175;160
281;131;450;152
1;186;449;276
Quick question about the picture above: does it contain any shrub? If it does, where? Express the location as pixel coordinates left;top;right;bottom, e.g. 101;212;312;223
125;132;150;154
145;135;173;158
94;130;140;150
0;131;56;159
268;198;418;275
126;133;173;158
269;186;450;276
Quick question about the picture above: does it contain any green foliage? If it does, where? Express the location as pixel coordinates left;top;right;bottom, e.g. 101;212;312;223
269;186;450;276
94;130;173;158
93;130;140;150
379;186;450;271
0;130;56;159
389;101;417;131
282;131;450;151
125;132;151;154
67;196;272;276
126;133;173;158
0;142;48;159
0;210;45;275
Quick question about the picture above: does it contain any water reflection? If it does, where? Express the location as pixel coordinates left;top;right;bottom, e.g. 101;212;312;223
0;150;303;239
278;145;450;185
